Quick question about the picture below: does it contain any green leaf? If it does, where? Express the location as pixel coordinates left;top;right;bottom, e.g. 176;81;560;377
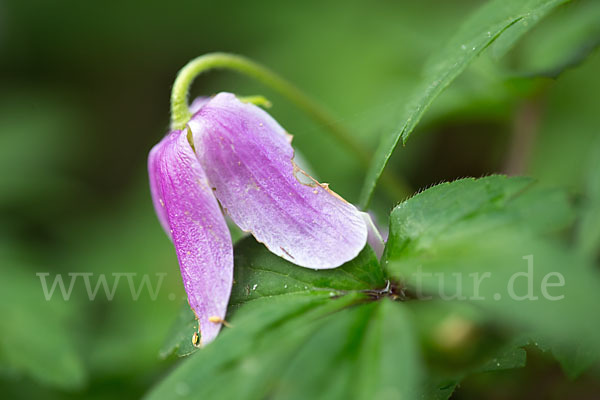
384;175;571;261
267;300;423;400
384;176;600;354
527;334;599;379
421;380;459;400
265;302;376;400
354;299;423;400
146;292;365;400
160;235;385;358
391;234;600;360
551;341;599;380
359;0;570;207
419;342;528;400
159;304;199;359
476;345;527;372
496;0;600;78
229;235;385;308
420;344;528;400
148;293;425;400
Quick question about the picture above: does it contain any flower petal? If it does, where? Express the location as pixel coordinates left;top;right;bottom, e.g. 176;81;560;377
148;129;232;345
360;212;385;260
149;143;172;238
149;97;210;238
189;92;367;269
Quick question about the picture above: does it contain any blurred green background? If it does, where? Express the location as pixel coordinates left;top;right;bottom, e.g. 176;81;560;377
1;0;599;398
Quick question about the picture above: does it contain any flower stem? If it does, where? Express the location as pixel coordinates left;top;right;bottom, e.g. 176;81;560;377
170;52;412;203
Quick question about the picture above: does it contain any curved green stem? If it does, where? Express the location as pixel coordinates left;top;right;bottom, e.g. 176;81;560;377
170;52;412;203
172;53;368;157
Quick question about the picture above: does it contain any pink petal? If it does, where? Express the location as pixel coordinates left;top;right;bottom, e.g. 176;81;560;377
148;142;172;237
150;97;210;237
148;129;233;345
188;92;367;270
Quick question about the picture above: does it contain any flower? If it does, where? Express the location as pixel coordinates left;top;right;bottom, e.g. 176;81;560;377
148;93;368;345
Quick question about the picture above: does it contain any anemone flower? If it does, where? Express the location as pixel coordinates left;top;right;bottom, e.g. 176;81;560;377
149;92;369;345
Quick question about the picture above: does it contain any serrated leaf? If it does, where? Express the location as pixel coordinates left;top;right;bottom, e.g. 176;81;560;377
384;175;572;261
384;176;600;354
359;0;570;207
